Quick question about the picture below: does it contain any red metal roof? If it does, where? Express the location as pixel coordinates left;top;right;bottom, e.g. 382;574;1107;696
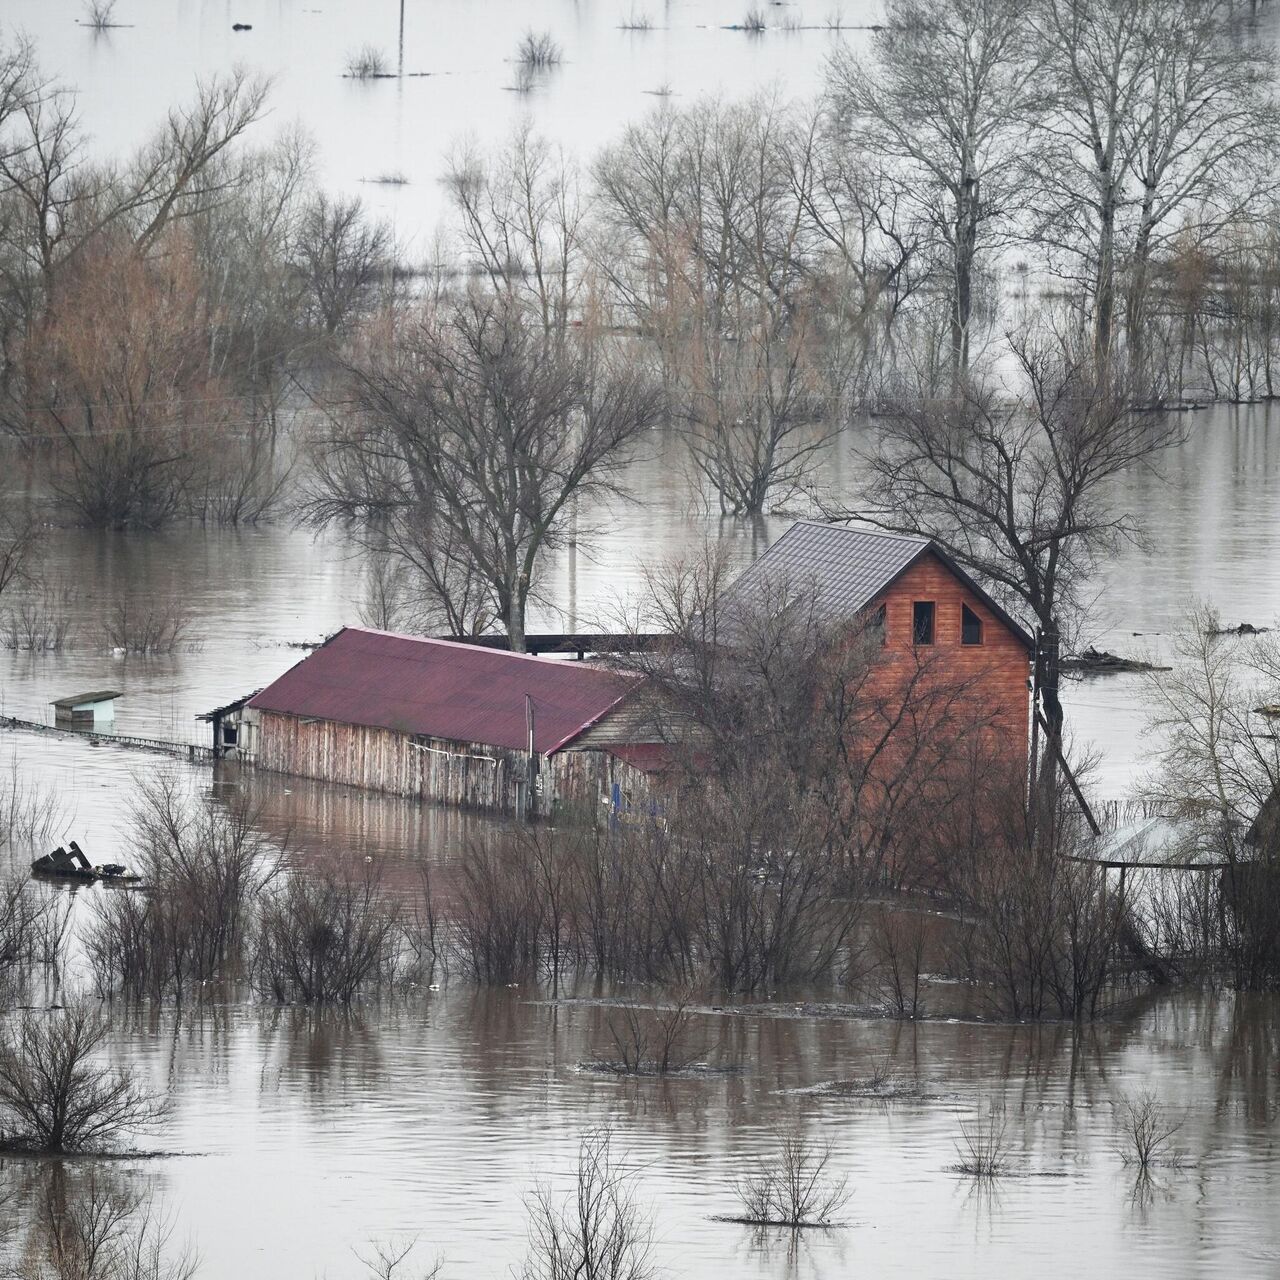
247;628;636;754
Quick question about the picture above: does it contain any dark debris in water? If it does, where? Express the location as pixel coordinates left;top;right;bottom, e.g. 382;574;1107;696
575;1059;741;1079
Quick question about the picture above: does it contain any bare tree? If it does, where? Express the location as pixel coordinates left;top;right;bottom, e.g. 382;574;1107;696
0;1005;166;1153
293;192;391;338
310;295;663;650
11;1173;199;1280
733;1131;850;1226
522;1131;655;1280
595;97;837;514
1030;0;1279;371
22;237;230;528
1142;605;1280;989
847;329;1183;795
447;124;587;343
828;0;1046;378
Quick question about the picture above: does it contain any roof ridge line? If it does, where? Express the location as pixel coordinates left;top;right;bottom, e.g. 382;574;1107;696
791;519;931;545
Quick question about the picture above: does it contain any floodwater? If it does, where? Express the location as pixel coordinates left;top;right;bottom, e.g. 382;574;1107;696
0;406;1277;1279
1;3;1280;1278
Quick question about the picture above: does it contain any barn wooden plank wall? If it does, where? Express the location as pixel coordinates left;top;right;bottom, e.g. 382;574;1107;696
254;710;655;819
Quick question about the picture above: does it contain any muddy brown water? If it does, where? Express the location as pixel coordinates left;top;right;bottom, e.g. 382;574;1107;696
1;405;1279;1275
2;2;1280;1271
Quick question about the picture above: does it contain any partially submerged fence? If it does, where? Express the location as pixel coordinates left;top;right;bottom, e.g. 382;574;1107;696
0;715;215;764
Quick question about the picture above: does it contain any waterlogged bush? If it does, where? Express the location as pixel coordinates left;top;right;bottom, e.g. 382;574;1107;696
97;594;191;654
85;780;279;999
345;45;390;78
522;1131;655;1280
515;30;562;67
732;1132;849;1227
458;815;860;995
253;864;402;1003
0;1004;166;1153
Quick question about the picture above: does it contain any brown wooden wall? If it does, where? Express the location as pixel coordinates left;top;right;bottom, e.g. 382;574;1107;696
254;710;653;819
865;552;1032;756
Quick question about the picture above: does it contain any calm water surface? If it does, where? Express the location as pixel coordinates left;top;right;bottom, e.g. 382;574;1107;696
1;5;1280;1277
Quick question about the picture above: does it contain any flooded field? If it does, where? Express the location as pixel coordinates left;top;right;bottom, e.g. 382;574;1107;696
1;3;1279;1278
0;404;1277;1277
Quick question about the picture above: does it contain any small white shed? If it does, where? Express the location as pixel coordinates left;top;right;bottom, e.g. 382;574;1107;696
51;690;122;726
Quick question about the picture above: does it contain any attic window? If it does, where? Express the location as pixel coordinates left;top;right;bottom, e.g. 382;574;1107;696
913;601;935;646
962;604;983;646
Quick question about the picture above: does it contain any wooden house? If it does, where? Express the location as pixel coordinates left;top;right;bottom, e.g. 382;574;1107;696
725;522;1034;759
210;628;661;818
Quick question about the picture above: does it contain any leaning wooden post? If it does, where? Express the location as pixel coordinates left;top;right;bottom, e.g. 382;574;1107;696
525;693;536;821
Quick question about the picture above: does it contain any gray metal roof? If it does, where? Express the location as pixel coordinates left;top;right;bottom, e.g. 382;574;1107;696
729;522;931;620
51;690;122;709
727;520;1034;650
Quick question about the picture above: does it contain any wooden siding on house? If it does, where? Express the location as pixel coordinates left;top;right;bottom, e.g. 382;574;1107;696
254;709;655;819
865;552;1032;752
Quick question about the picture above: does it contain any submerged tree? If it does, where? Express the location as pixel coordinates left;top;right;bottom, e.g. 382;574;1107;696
848;329;1183;799
596;97;845;515
310;294;663;650
827;0;1046;379
1142;605;1280;989
1030;0;1279;372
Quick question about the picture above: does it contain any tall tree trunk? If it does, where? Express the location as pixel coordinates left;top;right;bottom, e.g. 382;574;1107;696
952;176;979;380
1094;178;1118;365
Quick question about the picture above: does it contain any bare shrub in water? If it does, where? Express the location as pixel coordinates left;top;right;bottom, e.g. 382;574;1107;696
254;864;401;1003
355;1240;441;1280
515;31;562;67
84;780;280;999
594;997;700;1075
952;1109;1012;1177
97;595;191;654
13;1173;198;1280
740;7;767;31
0;588;79;652
522;1131;655;1280
0;757;66;850
1114;1090;1185;1170
871;905;928;1018
454;840;544;985
345;45;390;78
83;0;119;29
0;875;70;975
733;1132;849;1227
942;774;1128;1020
0;1004;166;1153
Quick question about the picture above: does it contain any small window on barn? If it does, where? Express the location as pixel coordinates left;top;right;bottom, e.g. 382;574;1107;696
961;604;983;646
222;724;238;746
913;601;935;646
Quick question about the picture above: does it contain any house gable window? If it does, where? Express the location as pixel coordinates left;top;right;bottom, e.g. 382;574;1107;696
961;603;983;646
913;600;935;646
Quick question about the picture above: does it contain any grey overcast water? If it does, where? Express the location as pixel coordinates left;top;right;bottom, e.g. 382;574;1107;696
2;3;1280;1278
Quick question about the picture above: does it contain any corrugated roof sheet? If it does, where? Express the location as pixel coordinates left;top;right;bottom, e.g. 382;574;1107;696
728;521;931;620
247;628;635;754
726;521;1034;649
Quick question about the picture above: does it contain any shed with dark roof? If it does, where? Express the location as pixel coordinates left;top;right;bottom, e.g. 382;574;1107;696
215;628;664;817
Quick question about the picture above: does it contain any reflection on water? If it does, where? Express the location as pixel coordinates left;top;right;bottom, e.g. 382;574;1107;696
0;989;1269;1279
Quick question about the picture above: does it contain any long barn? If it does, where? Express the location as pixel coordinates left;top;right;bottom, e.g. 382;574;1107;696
212;627;661;819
